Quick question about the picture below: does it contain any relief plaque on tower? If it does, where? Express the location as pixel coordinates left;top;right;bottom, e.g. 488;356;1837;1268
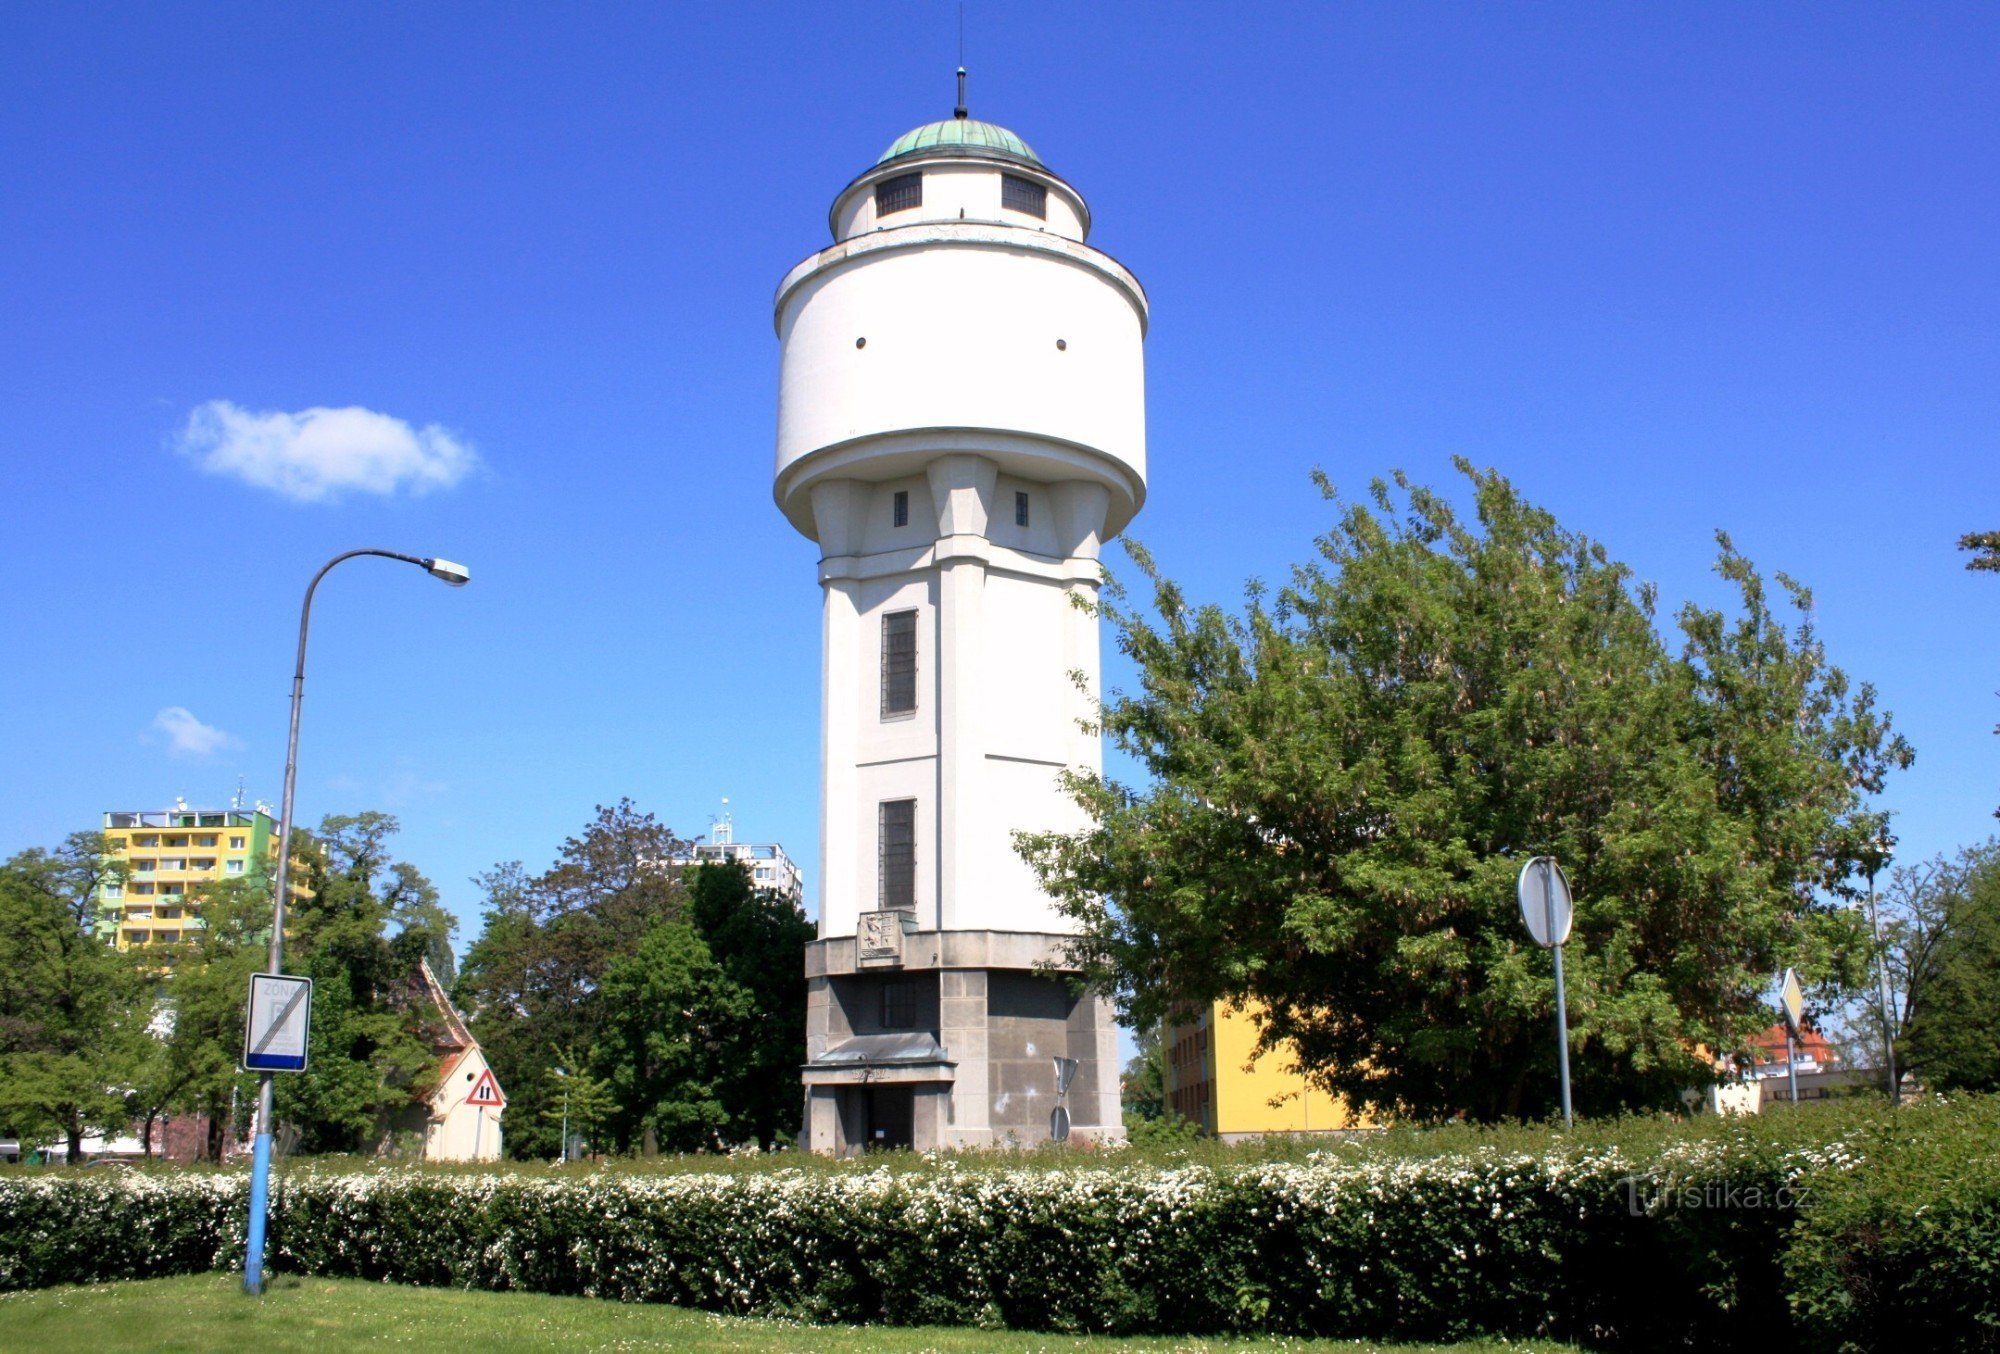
857;910;906;967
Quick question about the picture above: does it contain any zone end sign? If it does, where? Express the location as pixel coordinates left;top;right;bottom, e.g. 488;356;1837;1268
243;972;313;1073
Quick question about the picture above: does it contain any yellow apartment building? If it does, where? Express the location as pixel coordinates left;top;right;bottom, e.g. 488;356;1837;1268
1164;1001;1378;1140
95;804;288;949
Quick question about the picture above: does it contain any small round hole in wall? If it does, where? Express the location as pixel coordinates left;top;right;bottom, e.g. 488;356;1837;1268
1055;338;1067;351
855;337;867;349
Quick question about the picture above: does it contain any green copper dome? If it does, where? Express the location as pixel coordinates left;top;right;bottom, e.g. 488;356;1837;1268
877;117;1042;168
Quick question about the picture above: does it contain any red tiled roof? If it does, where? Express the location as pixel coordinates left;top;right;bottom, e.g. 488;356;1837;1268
435;1048;472;1086
1746;1022;1837;1066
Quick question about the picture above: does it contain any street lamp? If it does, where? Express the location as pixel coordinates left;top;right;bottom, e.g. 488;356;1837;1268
553;1068;570;1164
243;549;469;1297
1862;833;1898;1107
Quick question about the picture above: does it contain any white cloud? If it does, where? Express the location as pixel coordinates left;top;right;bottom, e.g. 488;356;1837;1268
152;707;239;759
383;766;448;807
175;400;478;503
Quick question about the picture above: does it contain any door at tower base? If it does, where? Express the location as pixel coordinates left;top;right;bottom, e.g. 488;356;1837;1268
801;930;1124;1153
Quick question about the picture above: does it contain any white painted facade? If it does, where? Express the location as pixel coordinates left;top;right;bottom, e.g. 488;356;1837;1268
426;1045;504;1162
781;106;1142;1151
669;810;807;904
775;140;1147;945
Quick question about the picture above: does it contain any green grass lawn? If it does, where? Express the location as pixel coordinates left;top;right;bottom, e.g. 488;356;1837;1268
0;1273;1584;1353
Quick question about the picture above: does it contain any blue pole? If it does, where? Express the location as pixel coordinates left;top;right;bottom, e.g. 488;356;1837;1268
243;1119;273;1293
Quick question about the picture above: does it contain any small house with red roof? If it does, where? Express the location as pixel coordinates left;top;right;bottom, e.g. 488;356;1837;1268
409;957;504;1161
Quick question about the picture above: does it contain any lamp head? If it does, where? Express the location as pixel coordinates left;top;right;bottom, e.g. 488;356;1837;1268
423;557;471;587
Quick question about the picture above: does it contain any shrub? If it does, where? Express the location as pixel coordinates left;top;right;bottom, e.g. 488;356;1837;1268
0;1171;243;1290
1;1098;1995;1347
1782;1095;2000;1349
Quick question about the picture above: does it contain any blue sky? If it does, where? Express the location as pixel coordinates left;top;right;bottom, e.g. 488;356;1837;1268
3;4;1996;961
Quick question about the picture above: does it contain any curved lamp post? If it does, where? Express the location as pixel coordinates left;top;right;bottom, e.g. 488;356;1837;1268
1862;832;1898;1107
244;549;468;1296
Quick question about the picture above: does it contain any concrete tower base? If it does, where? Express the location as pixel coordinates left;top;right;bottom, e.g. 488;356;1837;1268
802;929;1123;1153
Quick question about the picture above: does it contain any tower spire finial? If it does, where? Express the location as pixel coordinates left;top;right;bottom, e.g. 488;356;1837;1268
955;2;968;118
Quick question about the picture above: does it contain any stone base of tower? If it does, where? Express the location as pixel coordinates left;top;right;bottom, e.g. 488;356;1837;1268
801;930;1125;1154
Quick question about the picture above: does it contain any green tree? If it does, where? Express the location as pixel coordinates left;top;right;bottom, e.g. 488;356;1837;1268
1121;1024;1168;1122
127;874;265;1159
1897;842;2000;1092
455;802;692;1158
452;862;555;1154
274;812;450;1152
1020;464;1910;1122
457;805;816;1156
541;1047;619;1158
685;860;814;1146
1961;531;2000;573
593;918;748;1153
0;834;150;1160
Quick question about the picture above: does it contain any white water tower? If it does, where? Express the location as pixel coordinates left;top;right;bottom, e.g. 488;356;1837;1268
779;79;1146;1151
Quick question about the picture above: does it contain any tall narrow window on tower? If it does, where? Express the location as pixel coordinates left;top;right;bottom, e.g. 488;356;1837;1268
879;799;916;912
1001;174;1047;219
882;609;918;716
875;173;923;217
892;489;909;527
1015;491;1030;527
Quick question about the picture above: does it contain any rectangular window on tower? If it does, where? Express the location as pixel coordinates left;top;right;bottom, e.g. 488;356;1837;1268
1002;174;1047;219
1015;491;1030;527
875;172;923;217
892;489;909;527
881;610;917;717
879;799;916;913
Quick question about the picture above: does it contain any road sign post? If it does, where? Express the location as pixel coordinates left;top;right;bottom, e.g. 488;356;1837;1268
464;1069;505;1160
239;972;311;1296
242;973;313;1073
1518;857;1576;1129
1779;968;1805;1107
1050;1056;1079;1143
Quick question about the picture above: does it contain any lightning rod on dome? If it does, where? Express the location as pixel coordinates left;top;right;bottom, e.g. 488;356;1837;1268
956;2;968;120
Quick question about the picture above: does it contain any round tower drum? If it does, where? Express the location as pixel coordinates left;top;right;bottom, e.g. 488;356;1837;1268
773;220;1147;544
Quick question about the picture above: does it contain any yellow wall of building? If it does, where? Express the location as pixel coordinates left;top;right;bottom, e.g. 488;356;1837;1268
96;808;287;950
1210;1001;1372;1136
1165;1000;1377;1137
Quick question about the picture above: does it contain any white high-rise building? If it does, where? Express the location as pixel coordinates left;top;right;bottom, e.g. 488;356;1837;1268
779;80;1145;1151
669;804;806;904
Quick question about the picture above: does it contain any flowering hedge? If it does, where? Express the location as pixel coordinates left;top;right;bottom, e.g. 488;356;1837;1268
3;1098;1996;1348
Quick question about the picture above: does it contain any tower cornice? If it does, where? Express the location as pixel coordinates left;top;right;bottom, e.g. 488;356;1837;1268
774;220;1147;336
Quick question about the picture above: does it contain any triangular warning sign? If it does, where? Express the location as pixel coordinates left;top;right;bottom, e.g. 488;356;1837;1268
466;1068;505;1107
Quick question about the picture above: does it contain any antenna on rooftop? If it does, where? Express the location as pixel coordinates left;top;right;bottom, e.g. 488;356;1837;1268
955;3;968;119
232;776;246;810
711;796;734;846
